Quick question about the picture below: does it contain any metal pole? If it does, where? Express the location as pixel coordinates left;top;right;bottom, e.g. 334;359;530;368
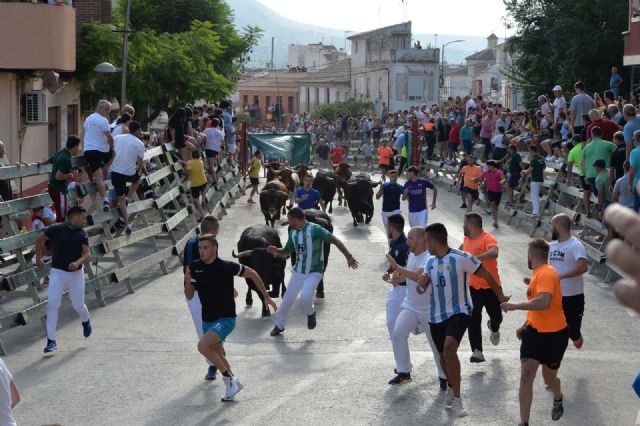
120;0;131;113
270;37;275;71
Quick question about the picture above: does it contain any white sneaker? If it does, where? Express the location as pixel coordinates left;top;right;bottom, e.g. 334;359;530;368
445;386;454;408
470;349;486;363
488;320;500;346
453;397;468;418
221;376;232;400
221;377;244;401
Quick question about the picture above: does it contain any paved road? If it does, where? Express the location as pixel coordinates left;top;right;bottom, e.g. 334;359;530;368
5;172;640;426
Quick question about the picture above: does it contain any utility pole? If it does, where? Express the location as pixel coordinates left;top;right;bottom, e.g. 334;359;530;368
270;36;275;71
120;0;131;112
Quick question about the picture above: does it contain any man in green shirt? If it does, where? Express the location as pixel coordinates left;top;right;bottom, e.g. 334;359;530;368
581;126;616;215
593;159;611;220
268;207;358;335
47;135;80;222
521;145;546;217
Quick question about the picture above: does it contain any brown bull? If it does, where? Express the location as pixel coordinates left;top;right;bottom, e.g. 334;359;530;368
334;162;352;206
259;180;289;227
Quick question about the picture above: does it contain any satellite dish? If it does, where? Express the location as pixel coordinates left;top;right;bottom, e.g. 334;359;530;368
43;70;63;94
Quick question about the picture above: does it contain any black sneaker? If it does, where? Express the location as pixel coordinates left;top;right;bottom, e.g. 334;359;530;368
551;397;564;420
439;377;448;391
307;311;317;329
388;372;412;386
460;203;467;209
270;325;284;336
102;200;110;212
205;365;217;381
315;289;325;299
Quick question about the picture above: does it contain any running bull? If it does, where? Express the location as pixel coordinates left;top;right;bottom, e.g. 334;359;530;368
344;173;380;227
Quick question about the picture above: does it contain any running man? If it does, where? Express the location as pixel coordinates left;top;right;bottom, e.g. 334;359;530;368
378;140;394;182
388;223;509;417
473;160;505;228
35;206;92;353
461;213;503;363
385;225;447;390
376;169;403;232
183;216;220;380
268;208;358;335
402;166;437;227
460;155;482;213
501;238;569;424
548;214;588;348
83;99;114;212
294;174;325;211
243;150;262;204
184;234;277;402
46;135;81;222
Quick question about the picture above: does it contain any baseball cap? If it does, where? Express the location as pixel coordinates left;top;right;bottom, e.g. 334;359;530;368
552;85;562;92
593;159;606;168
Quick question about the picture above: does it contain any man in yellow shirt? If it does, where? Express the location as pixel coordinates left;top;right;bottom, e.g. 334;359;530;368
186;150;208;220
244;150;262;204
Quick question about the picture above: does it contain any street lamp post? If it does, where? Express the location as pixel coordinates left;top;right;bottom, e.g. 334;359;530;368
440;39;465;89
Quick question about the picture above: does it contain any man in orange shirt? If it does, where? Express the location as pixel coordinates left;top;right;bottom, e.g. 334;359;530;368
460;213;502;363
501;238;568;425
459;154;482;213
378;140;394;182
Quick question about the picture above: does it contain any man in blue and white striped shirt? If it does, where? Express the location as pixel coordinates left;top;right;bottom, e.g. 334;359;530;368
389;222;508;417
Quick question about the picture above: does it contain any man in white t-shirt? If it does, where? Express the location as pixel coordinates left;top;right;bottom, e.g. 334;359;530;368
0;358;20;426
110;121;145;235
552;85;567;121
83;99;114;212
548;214;588;349
204;117;225;183
385;226;445;389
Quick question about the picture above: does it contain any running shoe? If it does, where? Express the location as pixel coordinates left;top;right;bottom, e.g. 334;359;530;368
445;385;454;408
307;311;317;330
489;320;500;346
439;377;448;391
573;337;584;349
452;397;468;418
44;339;57;353
460;203;467;209
205;365;217;381
125;225;132;235
222;377;244;402
470;349;486;363
82;320;92;338
221;376;231;399
102;200;110;212
247;199;256;204
551;397;564;420
270;325;284;336
388;373;412;386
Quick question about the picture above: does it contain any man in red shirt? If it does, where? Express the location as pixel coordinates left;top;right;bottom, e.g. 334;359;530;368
448;118;461;163
330;143;346;166
585;109;621;142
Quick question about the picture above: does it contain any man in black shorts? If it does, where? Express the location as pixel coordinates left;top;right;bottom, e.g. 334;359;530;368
110;121;145;235
501;238;569;424
83;100;114;212
184;235;277;402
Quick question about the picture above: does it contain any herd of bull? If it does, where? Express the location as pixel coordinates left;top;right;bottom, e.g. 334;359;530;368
231;161;380;317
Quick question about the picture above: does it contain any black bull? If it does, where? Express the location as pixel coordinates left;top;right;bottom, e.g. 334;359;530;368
289;209;333;299
233;225;287;317
312;169;337;214
344;174;380;227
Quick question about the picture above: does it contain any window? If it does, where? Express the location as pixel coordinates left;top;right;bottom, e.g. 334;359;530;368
326;87;330;103
354;40;358;53
378;77;383;98
408;76;424;100
288;96;294;113
266;95;271;106
276;96;283;107
253;95;259;105
366;78;370;98
315;87;320;106
336;91;340;102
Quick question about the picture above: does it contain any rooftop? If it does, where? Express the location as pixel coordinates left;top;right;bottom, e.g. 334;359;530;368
465;49;496;62
298;59;351;84
347;21;411;40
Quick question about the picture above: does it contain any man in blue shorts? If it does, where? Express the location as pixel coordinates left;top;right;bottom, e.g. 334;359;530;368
184;234;277;402
402;166;437;227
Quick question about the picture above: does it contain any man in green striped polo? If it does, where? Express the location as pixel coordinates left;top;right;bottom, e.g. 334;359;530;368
268;207;358;336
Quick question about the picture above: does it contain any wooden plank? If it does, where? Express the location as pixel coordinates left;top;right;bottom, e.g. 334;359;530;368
581;240;605;263
0;229;42;253
112;246;174;283
154;186;183;209
0;193;52;217
2;265;50;291
142;165;173;186
163;208;189;232
143;146;164;161
174;228;197;256
126;199;155;215
99;223;164;252
0;163;51;180
86;209;120;226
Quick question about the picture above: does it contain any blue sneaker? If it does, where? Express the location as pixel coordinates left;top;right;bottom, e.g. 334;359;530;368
44;339;57;353
82;320;92;338
205;365;217;381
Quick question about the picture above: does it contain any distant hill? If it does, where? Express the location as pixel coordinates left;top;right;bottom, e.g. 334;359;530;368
227;0;492;68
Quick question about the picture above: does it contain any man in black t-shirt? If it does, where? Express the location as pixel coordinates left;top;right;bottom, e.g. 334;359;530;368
184;234;277;402
611;131;627;183
376;169;404;233
315;139;331;169
35;206;92;354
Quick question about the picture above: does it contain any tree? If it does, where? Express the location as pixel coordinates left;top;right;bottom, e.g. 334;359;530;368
503;0;628;107
75;1;261;125
312;100;374;121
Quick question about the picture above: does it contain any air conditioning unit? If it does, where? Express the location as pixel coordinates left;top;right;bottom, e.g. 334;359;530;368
22;92;47;124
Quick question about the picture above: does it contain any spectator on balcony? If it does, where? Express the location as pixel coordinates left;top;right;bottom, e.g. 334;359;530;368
47;135;80;222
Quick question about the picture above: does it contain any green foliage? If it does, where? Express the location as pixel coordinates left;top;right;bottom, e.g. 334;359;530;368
312;100;374;121
503;0;628;107
76;1;261;123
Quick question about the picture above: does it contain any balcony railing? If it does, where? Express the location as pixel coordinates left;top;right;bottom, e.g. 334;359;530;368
0;2;76;72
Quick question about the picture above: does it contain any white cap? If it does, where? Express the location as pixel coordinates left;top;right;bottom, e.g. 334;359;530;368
552;85;562;92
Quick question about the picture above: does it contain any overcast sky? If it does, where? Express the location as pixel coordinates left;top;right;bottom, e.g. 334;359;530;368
257;0;511;38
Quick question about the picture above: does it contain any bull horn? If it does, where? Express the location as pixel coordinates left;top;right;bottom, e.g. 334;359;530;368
278;190;288;197
232;249;254;258
273;251;290;259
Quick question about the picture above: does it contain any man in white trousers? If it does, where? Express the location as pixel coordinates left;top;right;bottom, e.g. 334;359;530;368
376;169;404;233
35;206;92;354
385;226;447;389
268;207;359;336
402;166;437;227
183;216;220;380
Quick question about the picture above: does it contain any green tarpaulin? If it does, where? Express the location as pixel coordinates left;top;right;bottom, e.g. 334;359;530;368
247;133;311;166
